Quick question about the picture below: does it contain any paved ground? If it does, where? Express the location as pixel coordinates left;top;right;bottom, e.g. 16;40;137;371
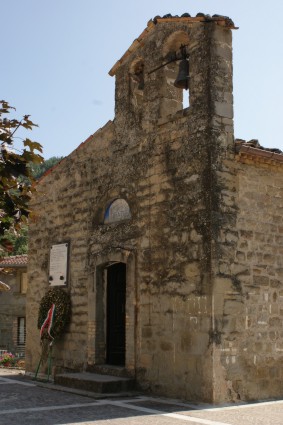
1;368;283;425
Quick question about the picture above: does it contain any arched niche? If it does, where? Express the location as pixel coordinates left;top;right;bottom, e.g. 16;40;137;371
160;31;190;117
162;31;190;57
104;198;131;224
129;57;144;109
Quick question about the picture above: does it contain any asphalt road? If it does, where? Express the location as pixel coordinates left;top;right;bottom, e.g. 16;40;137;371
0;369;283;425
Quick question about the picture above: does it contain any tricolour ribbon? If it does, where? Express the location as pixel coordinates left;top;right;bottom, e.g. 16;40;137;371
40;304;56;340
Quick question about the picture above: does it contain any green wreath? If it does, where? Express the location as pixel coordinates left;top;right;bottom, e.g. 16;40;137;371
38;288;71;340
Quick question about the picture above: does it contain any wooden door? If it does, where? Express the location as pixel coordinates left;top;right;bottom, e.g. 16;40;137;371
106;263;126;365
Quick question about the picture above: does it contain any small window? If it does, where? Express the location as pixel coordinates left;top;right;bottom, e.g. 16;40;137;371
20;272;28;294
183;88;190;109
104;199;131;224
17;317;26;345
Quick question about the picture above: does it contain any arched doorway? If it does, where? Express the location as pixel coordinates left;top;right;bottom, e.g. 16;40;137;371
106;262;126;365
87;249;136;375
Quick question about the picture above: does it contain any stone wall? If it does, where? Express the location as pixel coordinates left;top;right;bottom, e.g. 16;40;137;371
26;122;115;372
214;160;283;401
26;107;215;399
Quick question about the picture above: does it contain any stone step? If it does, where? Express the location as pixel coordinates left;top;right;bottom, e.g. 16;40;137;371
54;372;135;394
86;364;133;378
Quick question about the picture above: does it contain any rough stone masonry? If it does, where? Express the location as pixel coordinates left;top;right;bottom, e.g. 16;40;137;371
26;13;283;403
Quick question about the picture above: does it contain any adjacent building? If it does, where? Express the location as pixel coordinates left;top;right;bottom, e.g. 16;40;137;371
0;255;28;357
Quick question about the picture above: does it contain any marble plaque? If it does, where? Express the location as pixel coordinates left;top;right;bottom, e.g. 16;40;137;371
49;243;68;286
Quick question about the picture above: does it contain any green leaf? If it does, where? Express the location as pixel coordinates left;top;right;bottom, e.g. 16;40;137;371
24;139;43;153
0;100;44;234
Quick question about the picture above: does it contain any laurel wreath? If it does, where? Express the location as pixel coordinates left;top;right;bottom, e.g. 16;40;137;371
37;287;71;340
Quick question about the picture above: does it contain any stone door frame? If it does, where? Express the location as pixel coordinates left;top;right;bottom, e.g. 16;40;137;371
87;249;136;376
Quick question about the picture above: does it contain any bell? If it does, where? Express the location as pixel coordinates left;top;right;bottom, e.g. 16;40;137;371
174;58;189;90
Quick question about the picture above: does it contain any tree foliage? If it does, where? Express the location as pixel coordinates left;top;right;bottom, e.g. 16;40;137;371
0;156;64;256
0;100;43;249
32;156;64;180
0;225;28;255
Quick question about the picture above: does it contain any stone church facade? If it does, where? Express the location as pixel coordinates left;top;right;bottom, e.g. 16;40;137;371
26;14;283;402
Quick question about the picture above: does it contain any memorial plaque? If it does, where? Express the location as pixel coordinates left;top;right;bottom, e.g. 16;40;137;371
49;243;69;286
104;199;131;224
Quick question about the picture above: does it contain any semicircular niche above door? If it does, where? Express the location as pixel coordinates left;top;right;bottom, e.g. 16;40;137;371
104;198;131;224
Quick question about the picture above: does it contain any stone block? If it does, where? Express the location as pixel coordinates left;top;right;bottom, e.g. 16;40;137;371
254;276;269;286
269;317;282;327
160;341;174;351
224;299;244;316
142;326;152;338
184;261;200;279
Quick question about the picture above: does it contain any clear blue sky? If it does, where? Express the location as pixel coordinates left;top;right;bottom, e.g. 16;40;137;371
2;0;283;158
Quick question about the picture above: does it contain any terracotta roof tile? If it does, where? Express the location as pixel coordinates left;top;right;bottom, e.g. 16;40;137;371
0;255;28;267
109;13;237;76
153;13;235;27
235;139;283;164
235;139;282;154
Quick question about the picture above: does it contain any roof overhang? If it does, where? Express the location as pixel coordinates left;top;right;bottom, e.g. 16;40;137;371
109;14;238;76
235;140;283;166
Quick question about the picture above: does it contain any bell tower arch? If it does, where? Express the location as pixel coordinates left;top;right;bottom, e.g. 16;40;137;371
159;30;190;118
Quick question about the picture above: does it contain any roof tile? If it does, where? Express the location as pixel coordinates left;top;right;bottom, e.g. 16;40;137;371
109;13;237;76
0;255;28;267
